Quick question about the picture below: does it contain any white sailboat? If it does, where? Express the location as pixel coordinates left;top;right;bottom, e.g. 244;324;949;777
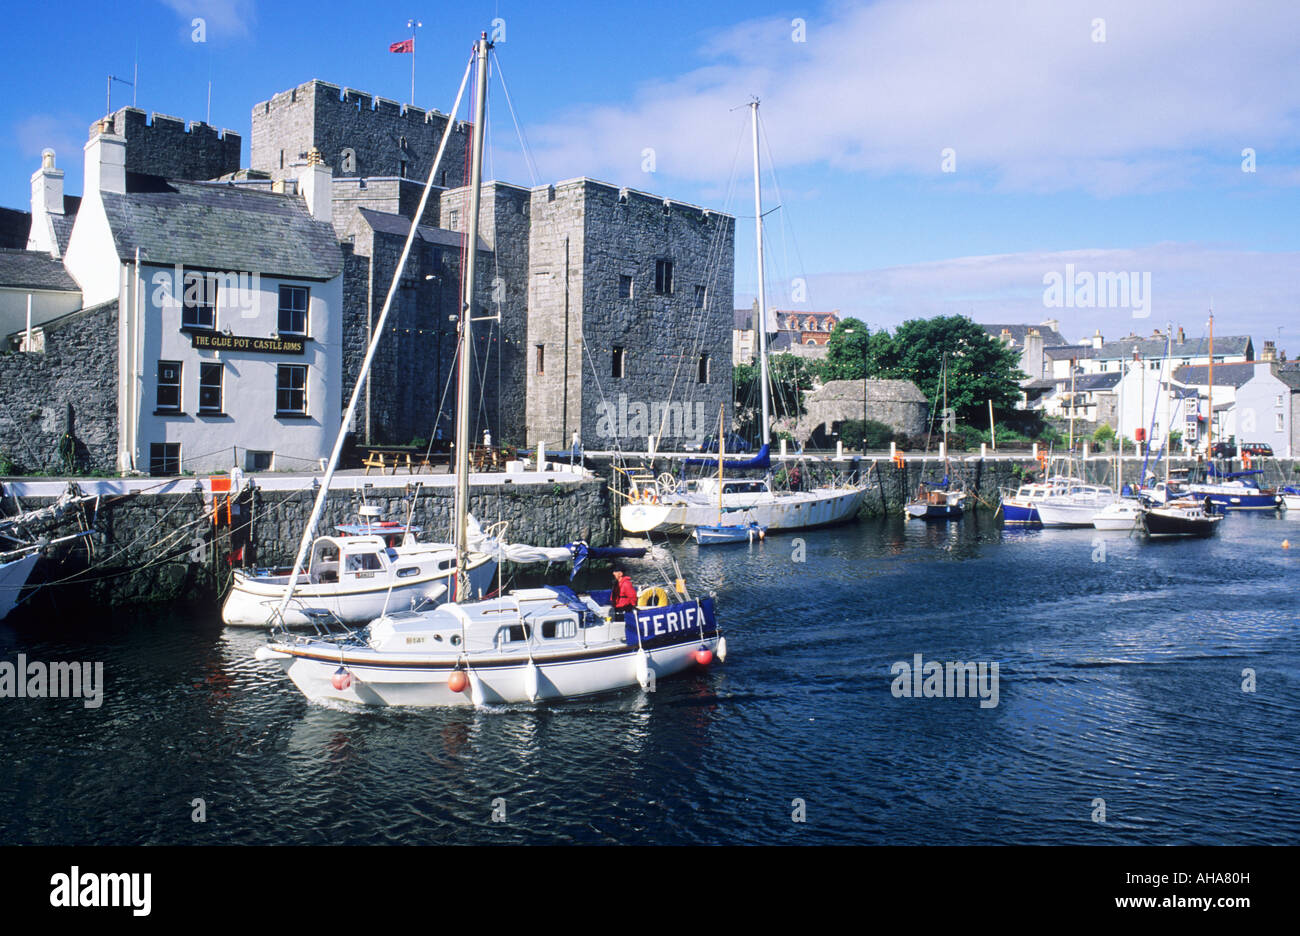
257;36;726;705
221;504;498;627
622;99;863;536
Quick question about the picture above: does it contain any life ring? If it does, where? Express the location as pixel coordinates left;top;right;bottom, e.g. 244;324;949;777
637;586;670;608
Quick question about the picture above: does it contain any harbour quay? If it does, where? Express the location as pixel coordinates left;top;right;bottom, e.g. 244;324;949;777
0;468;610;615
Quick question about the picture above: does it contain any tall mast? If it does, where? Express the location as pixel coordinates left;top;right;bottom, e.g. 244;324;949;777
453;34;491;601
1207;305;1214;457
271;52;473;623
1164;325;1173;488
941;353;949;456
750;100;771;445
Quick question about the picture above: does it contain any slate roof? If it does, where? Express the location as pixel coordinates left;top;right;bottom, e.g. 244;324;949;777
1173;363;1257;388
49;196;80;255
0;207;30;249
1095;334;1252;360
100;174;343;280
1065;372;1121;392
0;249;79;291
1045;344;1095;360
357;207;490;252
984;322;1070;346
734;308;753;330
1272;365;1300;390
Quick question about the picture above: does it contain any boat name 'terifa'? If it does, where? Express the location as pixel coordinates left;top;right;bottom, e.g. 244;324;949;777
625;598;717;643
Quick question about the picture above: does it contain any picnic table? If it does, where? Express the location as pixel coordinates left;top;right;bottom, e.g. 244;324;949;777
362;447;437;475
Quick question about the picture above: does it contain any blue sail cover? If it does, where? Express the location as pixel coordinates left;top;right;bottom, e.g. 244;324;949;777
683;444;771;471
566;543;646;578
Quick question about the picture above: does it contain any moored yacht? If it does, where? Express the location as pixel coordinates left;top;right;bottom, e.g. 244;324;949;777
1035;484;1118;528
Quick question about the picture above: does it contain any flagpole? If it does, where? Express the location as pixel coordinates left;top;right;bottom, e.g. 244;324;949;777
407;18;422;105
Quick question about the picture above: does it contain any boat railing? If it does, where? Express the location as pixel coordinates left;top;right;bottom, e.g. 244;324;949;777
266;599;367;644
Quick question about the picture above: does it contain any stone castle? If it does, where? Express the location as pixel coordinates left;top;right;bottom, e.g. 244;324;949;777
242;78;735;449
4;74;735;469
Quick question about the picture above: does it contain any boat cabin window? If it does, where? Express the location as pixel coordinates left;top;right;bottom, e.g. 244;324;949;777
496;624;532;647
540;617;577;640
346;553;384;573
396;567;419;579
722;481;765;495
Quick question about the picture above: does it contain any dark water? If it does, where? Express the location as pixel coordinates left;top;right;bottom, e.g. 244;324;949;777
2;511;1297;845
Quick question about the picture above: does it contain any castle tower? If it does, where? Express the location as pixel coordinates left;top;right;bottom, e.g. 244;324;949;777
249;79;470;188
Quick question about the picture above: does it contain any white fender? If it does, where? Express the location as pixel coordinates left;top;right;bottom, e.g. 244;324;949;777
467;669;485;707
716;636;728;663
635;648;651;689
524;659;540;702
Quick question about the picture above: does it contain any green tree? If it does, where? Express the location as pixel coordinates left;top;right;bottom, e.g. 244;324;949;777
871;315;1026;425
733;353;818;444
821;318;887;381
1092;423;1115;451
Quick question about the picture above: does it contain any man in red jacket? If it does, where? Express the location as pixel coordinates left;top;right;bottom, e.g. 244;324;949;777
611;569;639;612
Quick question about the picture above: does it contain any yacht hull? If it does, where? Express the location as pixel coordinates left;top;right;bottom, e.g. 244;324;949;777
274;633;718;706
625;488;863;536
0;551;39;621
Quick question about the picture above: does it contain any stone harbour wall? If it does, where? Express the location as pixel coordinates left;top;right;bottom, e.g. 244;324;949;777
2;475;613;615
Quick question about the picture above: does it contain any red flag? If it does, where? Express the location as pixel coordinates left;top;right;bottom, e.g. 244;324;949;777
389;38;413;53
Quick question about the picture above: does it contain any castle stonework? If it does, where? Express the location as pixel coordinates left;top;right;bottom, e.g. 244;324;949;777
250;79;470;187
525;181;734;450
94;108;241;181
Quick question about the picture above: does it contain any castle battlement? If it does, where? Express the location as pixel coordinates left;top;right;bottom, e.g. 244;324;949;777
251;79;468;184
89;106;242;182
254;79;455;125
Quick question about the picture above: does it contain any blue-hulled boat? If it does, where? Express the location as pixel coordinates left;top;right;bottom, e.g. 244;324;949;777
1186;468;1280;511
693;521;766;545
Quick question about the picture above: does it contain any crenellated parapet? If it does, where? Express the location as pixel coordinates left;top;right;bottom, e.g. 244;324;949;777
250;79;469;185
89;107;241;182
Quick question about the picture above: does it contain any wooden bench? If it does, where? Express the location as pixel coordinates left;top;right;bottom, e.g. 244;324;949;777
362;449;430;475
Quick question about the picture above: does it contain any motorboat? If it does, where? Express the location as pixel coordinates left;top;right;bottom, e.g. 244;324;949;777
1035;484;1118;528
905;483;966;520
1092;498;1143;531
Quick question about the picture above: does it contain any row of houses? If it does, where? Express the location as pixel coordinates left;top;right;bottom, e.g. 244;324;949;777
987;320;1299;457
0;77;735;476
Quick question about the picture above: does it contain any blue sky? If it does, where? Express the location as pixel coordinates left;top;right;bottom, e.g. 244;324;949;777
4;0;1299;349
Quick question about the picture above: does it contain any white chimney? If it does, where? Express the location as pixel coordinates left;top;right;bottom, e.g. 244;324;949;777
1092;329;1103;350
297;148;332;224
84;121;126;195
27;148;65;255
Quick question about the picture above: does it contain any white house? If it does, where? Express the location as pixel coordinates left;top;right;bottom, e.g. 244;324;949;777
63;122;344;475
1235;362;1300;457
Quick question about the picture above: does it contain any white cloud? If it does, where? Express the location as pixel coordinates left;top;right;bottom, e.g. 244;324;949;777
758;244;1299;348
157;0;255;40
526;0;1300;194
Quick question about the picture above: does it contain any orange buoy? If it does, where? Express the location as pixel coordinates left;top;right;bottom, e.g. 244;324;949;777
1283;540;1291;550
448;669;469;693
694;647;713;666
